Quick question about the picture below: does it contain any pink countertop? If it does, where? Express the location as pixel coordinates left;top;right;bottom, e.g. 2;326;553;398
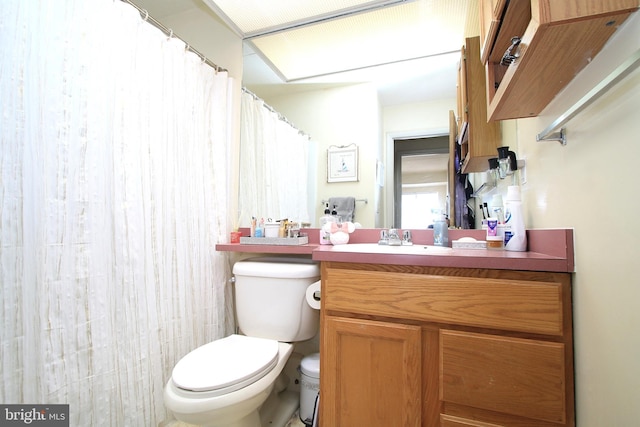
215;228;575;273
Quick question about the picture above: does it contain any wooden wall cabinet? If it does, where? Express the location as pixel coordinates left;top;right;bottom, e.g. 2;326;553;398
320;262;575;426
479;0;507;64
457;37;502;173
483;0;638;121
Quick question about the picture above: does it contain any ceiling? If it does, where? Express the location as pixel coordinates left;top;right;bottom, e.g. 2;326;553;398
131;0;479;105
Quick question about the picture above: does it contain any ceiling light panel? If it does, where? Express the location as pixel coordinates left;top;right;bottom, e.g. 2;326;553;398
205;0;404;36
251;0;471;81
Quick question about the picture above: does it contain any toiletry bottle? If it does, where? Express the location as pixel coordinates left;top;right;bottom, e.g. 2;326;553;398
254;218;264;238
433;212;449;247
331;205;340;224
491;194;505;224
486;217;503;250
319;204;335;245
503;186;527;251
250;217;256;237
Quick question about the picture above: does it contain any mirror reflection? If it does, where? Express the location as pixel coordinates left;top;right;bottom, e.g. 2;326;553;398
393;136;450;229
132;0;479;230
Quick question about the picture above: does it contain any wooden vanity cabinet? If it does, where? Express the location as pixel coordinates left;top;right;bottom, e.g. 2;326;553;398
483;0;638;121
457;36;501;173
320;262;574;427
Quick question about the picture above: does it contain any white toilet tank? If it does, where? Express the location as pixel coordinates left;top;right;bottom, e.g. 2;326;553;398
232;257;320;342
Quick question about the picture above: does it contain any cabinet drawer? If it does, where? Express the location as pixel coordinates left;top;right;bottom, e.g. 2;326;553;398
441;414;503;427
323;268;564;335
440;330;566;424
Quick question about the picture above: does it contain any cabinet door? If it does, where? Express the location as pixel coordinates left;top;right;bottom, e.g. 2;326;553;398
479;0;506;64
459;36;501;173
322;317;422;427
456;44;467;136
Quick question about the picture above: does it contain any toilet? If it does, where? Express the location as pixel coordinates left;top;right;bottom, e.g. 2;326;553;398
164;257;320;427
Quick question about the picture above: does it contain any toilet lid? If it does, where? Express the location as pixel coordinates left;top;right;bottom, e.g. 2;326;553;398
171;334;279;393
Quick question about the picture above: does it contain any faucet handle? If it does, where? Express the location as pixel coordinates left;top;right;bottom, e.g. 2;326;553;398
378;229;389;245
402;230;413;245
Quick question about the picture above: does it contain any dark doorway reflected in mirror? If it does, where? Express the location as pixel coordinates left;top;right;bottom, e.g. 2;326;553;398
393;136;449;229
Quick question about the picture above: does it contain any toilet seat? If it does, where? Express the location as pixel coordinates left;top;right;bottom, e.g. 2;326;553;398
171;334;279;395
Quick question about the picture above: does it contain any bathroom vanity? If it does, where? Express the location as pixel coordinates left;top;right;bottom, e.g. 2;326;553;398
320;262;573;426
217;228;575;427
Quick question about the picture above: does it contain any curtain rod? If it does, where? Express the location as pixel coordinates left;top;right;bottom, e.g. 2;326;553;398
123;0;226;73
242;87;310;138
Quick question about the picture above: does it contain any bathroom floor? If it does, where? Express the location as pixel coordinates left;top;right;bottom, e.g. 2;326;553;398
285;410;306;427
164;410;305;427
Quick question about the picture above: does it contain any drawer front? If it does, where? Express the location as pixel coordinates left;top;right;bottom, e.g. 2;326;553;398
440;330;566;424
323;268;564;336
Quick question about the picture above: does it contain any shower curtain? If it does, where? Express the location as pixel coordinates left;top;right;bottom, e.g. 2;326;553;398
0;1;233;425
238;91;311;227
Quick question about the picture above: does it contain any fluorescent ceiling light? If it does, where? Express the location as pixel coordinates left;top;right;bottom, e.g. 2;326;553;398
204;0;409;37
205;0;477;82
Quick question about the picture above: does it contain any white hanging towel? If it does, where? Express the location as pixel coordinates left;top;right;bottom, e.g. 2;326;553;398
328;197;356;222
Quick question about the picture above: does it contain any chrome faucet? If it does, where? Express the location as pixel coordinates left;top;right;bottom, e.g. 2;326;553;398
388;228;402;246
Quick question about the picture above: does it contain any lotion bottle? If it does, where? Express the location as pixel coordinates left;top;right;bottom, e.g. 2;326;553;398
503;186;527;251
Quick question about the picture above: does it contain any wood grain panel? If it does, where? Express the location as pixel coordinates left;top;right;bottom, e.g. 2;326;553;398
539;0;639;23
323;268;564;336
441;413;504;427
322;317;421;426
487;1;636;120
440;330;566;423
423;326;441;427
460;36;502;173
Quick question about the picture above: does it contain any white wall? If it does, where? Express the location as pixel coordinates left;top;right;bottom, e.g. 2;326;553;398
266;84;381;228
503;13;640;425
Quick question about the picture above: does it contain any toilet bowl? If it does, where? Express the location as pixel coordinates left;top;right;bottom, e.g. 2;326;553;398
164;257;320;427
164;335;293;427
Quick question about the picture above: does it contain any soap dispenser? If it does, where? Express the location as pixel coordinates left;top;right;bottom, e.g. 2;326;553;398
319;203;335;245
433;211;449;247
331;205;340;223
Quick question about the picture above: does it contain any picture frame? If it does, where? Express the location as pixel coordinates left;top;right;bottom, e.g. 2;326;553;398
327;145;359;183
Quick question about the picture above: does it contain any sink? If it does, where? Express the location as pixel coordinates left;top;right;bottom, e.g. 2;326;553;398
330;243;453;255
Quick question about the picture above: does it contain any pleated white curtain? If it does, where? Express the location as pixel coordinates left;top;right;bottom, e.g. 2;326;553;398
0;1;233;425
238;92;310;226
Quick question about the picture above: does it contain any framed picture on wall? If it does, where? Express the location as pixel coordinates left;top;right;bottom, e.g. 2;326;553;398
327;145;359;183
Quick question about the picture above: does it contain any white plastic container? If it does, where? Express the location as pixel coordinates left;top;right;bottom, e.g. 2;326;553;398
299;353;320;426
264;222;280;238
503;186;527;251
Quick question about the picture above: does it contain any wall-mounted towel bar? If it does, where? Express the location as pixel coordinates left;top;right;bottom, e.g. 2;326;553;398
321;198;368;204
537;49;640;146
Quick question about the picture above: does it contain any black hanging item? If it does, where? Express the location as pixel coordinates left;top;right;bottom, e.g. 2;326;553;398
453;142;475;229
